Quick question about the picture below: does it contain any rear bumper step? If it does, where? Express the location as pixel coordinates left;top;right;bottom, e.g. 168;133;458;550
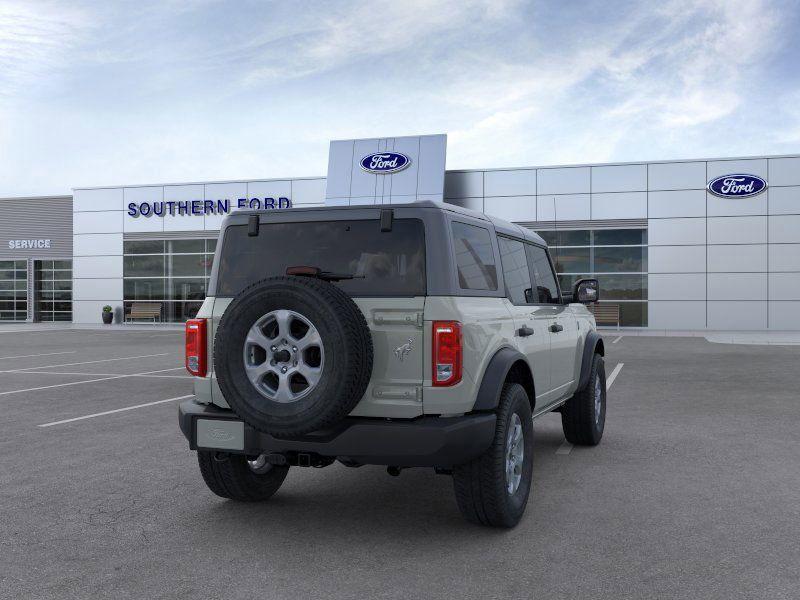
179;399;496;468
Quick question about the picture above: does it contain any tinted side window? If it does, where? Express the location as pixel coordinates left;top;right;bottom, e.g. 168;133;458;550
451;222;498;291
526;245;560;304
498;237;533;304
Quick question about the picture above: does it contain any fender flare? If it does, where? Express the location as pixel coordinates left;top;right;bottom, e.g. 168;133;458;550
577;331;605;392
472;347;532;412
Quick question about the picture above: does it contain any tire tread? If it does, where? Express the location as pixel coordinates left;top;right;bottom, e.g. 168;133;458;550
453;383;533;528
197;451;289;502
561;353;605;446
214;275;373;437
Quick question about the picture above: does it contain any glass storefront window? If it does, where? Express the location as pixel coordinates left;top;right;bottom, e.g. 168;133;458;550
169;239;205;254
124;240;166;254
123;238;217;323
552;248;590;273
169;254;207;277
557;230;591;246
534;227;648;327
597;301;648;327
536;230;590;247
593;247;647;273
169;278;207;301
123;255;165;277
594;229;647;246
594;274;647;300
123;278;166;300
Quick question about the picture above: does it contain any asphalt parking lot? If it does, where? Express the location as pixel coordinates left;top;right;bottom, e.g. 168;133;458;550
1;328;798;599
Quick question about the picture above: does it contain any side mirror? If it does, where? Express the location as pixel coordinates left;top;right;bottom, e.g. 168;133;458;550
524;288;534;303
573;278;599;304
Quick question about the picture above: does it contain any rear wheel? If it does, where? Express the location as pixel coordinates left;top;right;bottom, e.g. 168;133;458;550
197;451;289;501
452;383;533;528
561;353;606;445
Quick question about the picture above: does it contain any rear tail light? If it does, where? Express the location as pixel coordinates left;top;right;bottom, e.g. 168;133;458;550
185;319;207;377
432;321;462;387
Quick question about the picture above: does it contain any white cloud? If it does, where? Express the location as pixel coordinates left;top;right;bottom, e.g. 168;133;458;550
241;0;518;85
445;0;784;167
0;0;795;196
0;1;89;98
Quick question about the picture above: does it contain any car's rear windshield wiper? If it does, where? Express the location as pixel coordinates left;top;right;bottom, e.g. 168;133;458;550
285;266;365;282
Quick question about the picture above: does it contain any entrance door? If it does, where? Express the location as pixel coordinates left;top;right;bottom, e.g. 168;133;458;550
34;260;73;322
0;260;28;321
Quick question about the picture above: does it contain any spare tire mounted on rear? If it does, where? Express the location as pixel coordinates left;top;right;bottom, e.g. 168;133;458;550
214;276;373;438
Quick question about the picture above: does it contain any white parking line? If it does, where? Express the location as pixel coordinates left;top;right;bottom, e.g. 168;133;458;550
0;351;77;360
0;367;185;397
611;336;623;344
556;362;625;456
5;368;188;379
606;362;624;388
0;353;170;373
555;442;573;455
38;394;194;427
0;328;75;334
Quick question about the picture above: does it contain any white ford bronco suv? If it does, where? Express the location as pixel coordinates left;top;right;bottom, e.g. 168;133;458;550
179;201;606;528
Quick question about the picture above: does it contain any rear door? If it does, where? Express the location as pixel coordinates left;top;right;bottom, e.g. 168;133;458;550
497;236;552;403
212;215;428;418
526;244;579;401
350;297;425;418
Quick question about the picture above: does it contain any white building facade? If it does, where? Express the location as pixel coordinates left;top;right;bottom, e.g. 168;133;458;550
64;138;800;330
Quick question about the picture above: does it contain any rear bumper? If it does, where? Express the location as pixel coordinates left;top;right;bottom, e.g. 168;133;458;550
178;399;496;468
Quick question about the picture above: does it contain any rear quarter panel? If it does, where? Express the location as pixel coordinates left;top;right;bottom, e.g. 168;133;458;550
423;296;516;415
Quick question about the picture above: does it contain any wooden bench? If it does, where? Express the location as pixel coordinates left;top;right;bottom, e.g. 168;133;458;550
126;302;162;323
588;303;620;330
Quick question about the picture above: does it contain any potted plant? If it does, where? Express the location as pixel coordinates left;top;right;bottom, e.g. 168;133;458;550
102;305;114;325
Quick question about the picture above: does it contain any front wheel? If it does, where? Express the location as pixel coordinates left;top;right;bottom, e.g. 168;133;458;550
452;383;534;528
561;353;606;445
197;451;289;501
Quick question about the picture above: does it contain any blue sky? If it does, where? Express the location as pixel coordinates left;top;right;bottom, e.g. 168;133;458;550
1;0;798;196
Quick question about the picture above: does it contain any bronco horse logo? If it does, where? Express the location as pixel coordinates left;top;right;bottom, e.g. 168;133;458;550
394;338;414;362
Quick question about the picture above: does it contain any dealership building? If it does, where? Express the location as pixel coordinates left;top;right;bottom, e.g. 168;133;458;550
1;134;798;330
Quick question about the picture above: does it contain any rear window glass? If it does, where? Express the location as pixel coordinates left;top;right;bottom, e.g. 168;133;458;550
451;222;498;291
216;219;426;297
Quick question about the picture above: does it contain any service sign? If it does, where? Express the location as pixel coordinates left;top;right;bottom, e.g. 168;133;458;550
707;174;767;198
360;152;411;174
8;239;51;249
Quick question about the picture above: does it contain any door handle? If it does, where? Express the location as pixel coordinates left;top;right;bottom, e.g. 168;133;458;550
549;323;564;333
516;326;534;337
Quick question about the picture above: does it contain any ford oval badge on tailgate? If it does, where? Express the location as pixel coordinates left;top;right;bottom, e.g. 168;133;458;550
360;152;411;174
707;174;767;198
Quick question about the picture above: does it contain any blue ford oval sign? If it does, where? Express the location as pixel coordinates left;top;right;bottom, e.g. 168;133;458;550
360;152;411;174
707;174;767;198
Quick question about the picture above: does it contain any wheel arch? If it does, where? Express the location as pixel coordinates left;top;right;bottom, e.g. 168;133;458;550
472;347;536;412
577;331;604;392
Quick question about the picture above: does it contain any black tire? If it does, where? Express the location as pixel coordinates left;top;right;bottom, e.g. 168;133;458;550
561;353;606;446
197;451;289;501
214;276;373;438
452;383;534;528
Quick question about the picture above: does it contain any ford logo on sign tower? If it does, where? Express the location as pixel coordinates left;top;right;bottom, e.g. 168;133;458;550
707;174;768;198
360;152;411;174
